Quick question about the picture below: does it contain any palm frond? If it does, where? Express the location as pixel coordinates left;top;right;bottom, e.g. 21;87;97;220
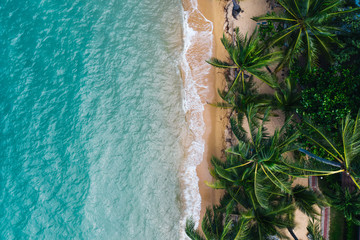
292;185;322;218
209;101;233;109
233;217;251;240
206;58;235;69
306;219;324;240
185;219;206;240
252;0;357;70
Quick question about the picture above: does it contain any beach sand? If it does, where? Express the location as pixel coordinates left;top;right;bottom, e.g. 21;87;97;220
195;0;315;239
196;0;228;221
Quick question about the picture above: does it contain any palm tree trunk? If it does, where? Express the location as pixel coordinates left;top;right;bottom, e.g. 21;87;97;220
266;65;272;73
287;228;299;240
241;71;245;92
298;148;342;168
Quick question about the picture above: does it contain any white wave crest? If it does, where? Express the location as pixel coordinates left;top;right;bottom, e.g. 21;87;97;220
179;0;213;239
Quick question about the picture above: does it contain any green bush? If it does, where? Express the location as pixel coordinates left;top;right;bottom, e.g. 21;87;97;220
293;66;360;129
291;66;360;158
332;7;360;72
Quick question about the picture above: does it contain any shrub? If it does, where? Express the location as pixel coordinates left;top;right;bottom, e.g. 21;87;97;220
291;66;360;158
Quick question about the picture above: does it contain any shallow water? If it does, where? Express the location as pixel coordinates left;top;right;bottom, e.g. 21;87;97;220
0;0;185;239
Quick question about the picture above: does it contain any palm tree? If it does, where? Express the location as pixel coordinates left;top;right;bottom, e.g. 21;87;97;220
186;191;296;240
253;0;360;71
185;206;233;240
290;185;323;219
284;184;324;240
325;185;360;225
210;76;273;121
224;184;321;240
272;77;301;118
207;27;281;96
216;189;297;240
306;219;324;240
236;202;295;239
208;105;300;208
298;111;360;189
207;175;322;239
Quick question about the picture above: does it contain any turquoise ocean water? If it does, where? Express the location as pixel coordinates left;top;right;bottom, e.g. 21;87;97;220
0;0;186;239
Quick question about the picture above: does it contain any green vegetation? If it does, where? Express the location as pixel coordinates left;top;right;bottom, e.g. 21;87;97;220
307;219;325;240
299;112;360;188
326;185;360;225
329;209;345;240
185;206;234;240
185;0;360;239
272;77;301;118
294;66;360;133
253;0;360;71
207;27;280;93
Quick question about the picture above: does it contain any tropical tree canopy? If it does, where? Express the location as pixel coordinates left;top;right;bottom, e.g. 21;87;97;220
207;27;281;95
325;185;360;225
208;105;301;208
253;0;360;71
185;206;233;240
205;180;321;239
299;111;360;189
186;192;296;240
272;77;301;118
291;184;323;218
306;219;325;240
210;76;273;123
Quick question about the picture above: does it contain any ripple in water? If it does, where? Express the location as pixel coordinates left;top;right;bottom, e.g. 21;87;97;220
0;0;185;239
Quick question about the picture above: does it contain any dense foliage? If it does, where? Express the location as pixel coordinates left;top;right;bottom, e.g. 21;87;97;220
254;0;360;71
293;66;360;134
207;27;280;93
332;5;360;71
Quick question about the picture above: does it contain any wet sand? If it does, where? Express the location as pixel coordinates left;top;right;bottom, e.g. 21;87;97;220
196;0;228;221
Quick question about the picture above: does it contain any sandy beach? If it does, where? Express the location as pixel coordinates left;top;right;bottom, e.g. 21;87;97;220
194;0;315;239
195;0;228;222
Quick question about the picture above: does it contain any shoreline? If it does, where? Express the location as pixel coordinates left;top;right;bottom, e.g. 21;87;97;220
195;0;228;224
179;0;228;236
179;0;218;237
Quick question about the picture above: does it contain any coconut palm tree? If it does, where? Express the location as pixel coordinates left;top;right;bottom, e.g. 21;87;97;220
325;185;360;225
207;27;281;96
185;206;233;240
207;171;322;239
253;0;360;71
210;76;273;122
215;188;297;240
290;185;323;219
284;184;324;240
306;219;324;240
208;105;300;208
299;111;360;189
222;184;322;240
272;77;301;118
236;202;295;240
186;190;297;240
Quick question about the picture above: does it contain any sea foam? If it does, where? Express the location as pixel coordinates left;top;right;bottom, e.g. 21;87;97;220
180;0;213;238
